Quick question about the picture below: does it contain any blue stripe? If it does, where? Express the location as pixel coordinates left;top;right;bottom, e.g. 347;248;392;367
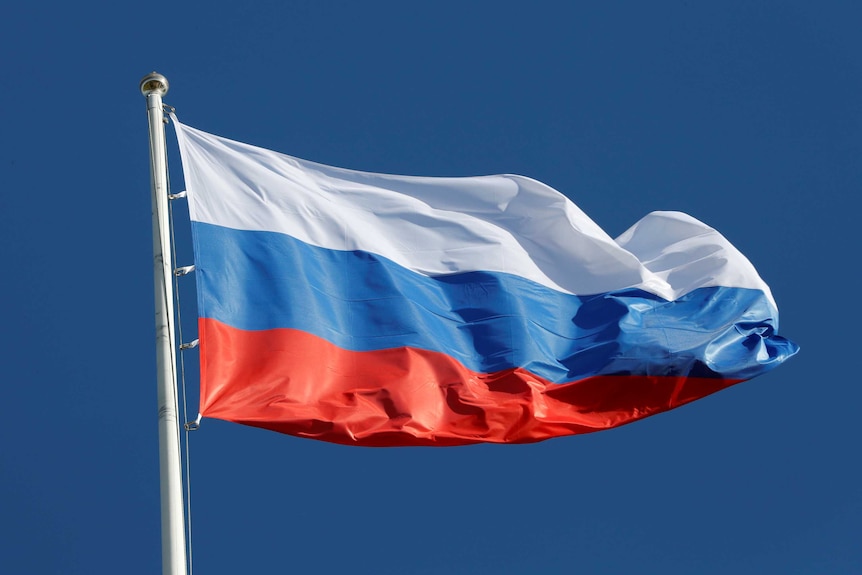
192;222;798;383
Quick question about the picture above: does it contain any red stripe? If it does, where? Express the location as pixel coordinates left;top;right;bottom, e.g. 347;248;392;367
200;318;742;446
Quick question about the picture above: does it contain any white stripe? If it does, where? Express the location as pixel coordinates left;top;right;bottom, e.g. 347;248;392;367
172;115;773;304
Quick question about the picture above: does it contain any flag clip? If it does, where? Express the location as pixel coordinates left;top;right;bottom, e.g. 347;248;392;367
184;413;202;431
180;338;199;350
174;265;195;276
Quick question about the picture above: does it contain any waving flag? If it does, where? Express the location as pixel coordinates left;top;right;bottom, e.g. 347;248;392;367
172;115;798;446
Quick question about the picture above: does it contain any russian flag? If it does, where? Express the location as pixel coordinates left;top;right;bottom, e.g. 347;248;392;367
173;115;798;446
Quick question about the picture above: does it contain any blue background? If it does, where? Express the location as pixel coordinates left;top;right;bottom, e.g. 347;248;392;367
1;2;857;573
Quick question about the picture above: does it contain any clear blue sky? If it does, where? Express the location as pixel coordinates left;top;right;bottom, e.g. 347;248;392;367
1;2;858;573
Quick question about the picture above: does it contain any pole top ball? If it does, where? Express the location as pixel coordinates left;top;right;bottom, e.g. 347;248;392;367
140;72;169;97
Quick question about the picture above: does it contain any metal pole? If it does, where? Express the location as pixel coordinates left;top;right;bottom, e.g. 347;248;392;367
140;72;187;575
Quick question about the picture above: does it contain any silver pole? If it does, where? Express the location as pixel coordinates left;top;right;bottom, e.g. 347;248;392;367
140;72;188;575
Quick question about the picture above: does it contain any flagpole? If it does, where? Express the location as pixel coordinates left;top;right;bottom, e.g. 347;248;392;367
140;72;188;575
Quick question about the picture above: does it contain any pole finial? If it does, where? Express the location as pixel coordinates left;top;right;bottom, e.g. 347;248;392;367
140;72;169;97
